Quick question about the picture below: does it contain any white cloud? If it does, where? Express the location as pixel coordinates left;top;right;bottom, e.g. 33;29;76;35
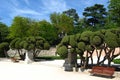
9;7;42;18
41;0;69;14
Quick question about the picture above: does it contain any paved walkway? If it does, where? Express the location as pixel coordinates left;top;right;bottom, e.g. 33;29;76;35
0;58;120;80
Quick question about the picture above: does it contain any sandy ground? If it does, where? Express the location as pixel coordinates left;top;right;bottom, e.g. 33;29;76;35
0;58;120;80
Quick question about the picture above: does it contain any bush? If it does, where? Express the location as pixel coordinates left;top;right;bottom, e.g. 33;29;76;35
112;58;120;64
56;46;68;59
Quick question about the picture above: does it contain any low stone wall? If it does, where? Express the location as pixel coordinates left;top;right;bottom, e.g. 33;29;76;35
38;47;56;56
7;47;57;57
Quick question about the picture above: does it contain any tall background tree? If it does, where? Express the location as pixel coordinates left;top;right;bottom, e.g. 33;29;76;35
83;4;107;30
107;0;120;28
9;16;30;39
50;12;74;38
38;20;58;45
0;22;9;43
63;8;79;26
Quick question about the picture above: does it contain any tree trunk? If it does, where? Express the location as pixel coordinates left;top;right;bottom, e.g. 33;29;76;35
97;49;103;65
84;51;89;69
4;49;8;58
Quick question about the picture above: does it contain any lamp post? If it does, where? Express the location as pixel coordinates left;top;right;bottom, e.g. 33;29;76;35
64;45;73;71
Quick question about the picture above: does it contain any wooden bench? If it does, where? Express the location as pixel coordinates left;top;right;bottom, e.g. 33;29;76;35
11;57;19;63
90;66;115;77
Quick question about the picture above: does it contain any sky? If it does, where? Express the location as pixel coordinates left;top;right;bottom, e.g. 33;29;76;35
0;0;109;26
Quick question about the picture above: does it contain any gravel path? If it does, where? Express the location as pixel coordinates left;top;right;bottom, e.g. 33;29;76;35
0;58;120;80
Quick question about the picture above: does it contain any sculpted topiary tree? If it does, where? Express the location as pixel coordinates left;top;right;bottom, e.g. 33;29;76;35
10;37;50;61
22;37;50;59
77;42;86;66
10;38;24;59
90;31;105;65
104;30;120;66
56;46;68;59
57;28;120;71
69;35;77;66
80;31;94;68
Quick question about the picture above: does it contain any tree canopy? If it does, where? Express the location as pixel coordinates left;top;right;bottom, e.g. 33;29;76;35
0;22;9;43
108;0;120;27
83;4;107;28
50;12;74;36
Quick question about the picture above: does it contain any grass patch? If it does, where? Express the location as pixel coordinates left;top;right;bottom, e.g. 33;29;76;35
36;55;80;60
36;56;62;60
112;58;120;64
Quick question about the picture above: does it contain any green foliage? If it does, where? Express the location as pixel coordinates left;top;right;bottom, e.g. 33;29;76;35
56;46;68;59
81;31;93;43
78;42;86;51
63;8;79;26
112;58;120;64
85;45;94;51
38;20;58;45
108;0;120;26
10;38;21;49
70;48;75;53
61;36;69;45
50;12;74;34
0;22;9;42
105;31;119;48
76;48;84;56
91;36;102;46
9;16;30;39
44;43;50;50
83;4;107;28
23;42;29;50
0;42;9;57
24;37;50;50
75;33;81;42
69;35;76;48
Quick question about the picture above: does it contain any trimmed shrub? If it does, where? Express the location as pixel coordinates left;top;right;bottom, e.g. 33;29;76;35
56;46;68;59
81;31;92;42
112;58;120;64
91;36;102;46
78;42;86;51
105;31;119;48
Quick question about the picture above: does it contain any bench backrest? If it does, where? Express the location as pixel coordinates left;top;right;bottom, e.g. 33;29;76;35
92;66;115;75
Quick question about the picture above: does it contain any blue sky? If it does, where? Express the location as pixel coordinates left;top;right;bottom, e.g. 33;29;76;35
0;0;109;26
